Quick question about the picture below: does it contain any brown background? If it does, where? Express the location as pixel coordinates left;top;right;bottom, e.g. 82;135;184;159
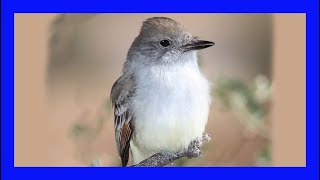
14;14;305;166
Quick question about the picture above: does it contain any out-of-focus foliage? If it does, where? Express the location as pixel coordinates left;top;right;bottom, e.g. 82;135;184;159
212;75;272;165
71;123;90;138
213;75;271;138
256;145;271;166
70;100;111;140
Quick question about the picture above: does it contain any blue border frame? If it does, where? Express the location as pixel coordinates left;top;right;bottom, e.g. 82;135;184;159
1;0;319;180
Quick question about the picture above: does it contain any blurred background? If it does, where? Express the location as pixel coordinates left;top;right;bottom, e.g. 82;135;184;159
14;14;306;166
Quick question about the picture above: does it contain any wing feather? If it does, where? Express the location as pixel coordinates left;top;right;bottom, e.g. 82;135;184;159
111;74;135;166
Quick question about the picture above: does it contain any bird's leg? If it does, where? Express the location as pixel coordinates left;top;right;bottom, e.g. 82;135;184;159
185;138;203;158
185;133;211;158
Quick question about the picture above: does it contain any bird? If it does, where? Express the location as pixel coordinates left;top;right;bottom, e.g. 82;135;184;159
110;17;214;166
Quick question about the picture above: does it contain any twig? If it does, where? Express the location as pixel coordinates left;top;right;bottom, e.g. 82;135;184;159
132;133;211;167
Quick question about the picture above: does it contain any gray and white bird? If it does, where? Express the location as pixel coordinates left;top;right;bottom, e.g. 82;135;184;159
110;17;214;166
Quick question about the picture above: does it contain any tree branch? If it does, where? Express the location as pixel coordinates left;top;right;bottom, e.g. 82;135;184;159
132;133;211;167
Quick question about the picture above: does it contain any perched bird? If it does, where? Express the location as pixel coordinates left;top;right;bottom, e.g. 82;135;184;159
111;17;214;166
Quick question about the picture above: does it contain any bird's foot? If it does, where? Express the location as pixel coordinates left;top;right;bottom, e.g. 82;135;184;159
185;133;211;159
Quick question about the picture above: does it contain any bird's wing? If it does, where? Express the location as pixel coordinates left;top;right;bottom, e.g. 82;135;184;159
110;74;135;166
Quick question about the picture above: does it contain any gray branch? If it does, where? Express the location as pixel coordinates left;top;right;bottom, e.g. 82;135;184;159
132;133;211;167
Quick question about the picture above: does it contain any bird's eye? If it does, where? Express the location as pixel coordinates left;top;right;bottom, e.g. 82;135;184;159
160;40;171;47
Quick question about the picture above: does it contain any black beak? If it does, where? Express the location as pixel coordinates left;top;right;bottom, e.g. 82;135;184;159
181;40;215;52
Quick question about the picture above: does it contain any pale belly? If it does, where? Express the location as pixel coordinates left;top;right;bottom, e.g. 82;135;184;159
130;67;211;164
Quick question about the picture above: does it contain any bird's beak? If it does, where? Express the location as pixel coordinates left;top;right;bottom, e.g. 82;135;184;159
181;40;215;52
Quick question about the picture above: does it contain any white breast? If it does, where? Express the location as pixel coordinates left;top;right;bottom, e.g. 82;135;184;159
130;57;211;164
